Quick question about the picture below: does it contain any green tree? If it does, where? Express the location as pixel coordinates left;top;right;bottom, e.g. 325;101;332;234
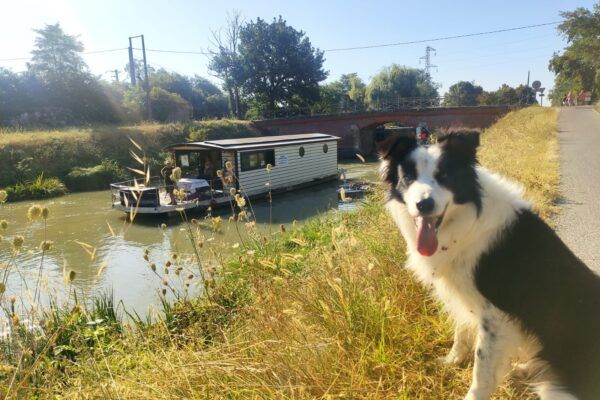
208;11;245;118
238;16;327;116
312;73;366;114
365;65;438;109
25;23;119;124
28;23;87;80
549;3;600;104
444;81;483;106
478;84;537;106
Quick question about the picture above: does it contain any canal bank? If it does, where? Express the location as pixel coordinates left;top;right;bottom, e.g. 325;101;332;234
0;161;378;314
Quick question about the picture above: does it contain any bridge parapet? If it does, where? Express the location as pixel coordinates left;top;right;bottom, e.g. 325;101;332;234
252;105;517;157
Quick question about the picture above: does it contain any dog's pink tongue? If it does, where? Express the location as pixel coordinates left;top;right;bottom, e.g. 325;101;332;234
416;216;438;256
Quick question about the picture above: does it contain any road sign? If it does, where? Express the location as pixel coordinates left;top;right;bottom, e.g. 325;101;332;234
532;80;542;90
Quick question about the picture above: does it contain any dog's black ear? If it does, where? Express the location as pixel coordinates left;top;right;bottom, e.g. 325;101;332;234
377;133;417;160
438;130;480;160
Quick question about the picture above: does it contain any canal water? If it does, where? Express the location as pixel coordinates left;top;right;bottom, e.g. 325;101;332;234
0;161;378;315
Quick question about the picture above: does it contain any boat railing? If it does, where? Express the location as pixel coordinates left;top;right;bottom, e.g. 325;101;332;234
110;176;230;210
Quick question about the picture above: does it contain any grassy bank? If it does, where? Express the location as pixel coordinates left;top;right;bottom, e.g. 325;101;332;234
0;120;259;194
0;106;559;399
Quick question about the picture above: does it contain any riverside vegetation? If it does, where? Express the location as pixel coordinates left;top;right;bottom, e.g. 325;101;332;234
0;106;558;399
0;119;259;201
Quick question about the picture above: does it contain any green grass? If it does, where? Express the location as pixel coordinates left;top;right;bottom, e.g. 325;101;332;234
0;120;258;190
0;106;559;399
4;174;68;202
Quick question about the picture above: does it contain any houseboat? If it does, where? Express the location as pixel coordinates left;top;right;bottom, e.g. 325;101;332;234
110;133;341;215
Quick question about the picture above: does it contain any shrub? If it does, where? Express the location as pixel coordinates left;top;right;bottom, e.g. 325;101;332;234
4;174;67;201
187;119;259;141
150;87;191;122
64;159;127;191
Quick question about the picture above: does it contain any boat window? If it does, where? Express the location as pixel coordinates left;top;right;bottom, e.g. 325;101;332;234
323;144;328;153
240;149;275;172
299;147;305;157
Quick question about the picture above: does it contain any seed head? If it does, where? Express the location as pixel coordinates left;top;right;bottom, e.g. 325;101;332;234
12;235;24;251
170;167;182;182
68;270;76;282
150;263;156;272
187;274;194;280
280;224;286;233
216;169;223;178
225;161;233;171
11;315;20;326
164;268;169;275
266;163;272;172
191;218;199;225
161;288;167;296
160;223;167;230
41;207;49;219
27;205;43;221
9;296;16;305
229;187;237;196
40;240;53;251
0;220;7;230
0;190;7;203
166;260;172;267
0;283;5;294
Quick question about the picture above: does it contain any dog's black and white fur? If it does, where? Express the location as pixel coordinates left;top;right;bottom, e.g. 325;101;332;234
379;130;600;400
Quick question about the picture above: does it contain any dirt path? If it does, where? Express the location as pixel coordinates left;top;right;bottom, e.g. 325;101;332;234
557;106;600;272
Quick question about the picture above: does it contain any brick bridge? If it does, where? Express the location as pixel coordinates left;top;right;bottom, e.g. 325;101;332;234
252;106;514;156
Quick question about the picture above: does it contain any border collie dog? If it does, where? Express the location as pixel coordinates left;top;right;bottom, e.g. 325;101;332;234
379;130;600;400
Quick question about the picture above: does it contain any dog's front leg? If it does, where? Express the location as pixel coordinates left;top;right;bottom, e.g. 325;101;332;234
464;312;521;400
443;323;474;366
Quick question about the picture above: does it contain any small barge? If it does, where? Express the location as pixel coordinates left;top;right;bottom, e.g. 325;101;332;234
111;133;341;215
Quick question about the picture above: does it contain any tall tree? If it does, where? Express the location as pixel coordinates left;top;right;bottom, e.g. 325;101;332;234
208;11;245;118
444;81;483;106
238;16;327;115
25;23;118;123
549;3;600;104
365;65;438;109
28;23;88;81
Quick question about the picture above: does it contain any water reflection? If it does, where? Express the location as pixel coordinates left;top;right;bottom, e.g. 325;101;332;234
0;162;376;314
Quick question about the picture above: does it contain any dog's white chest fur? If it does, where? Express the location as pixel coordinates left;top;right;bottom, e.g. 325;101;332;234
387;167;528;324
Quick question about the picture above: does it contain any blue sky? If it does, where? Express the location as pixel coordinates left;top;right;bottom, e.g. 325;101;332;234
1;0;596;95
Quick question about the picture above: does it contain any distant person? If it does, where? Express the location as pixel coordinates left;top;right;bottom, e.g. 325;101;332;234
577;90;585;106
161;160;177;205
562;94;568;106
567;91;574;106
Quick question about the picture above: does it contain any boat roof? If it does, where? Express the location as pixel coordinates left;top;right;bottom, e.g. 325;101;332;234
166;133;340;151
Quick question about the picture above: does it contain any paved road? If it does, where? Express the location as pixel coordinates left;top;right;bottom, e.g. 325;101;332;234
557;106;600;272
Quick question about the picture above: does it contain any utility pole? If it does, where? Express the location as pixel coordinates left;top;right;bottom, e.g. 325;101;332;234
129;34;152;120
128;37;136;86
420;46;438;76
526;70;530;87
112;69;120;83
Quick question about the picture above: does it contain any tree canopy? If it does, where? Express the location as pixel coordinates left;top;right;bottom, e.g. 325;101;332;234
444;81;483;106
549;3;600;104
238;16;327;116
365;65;439;109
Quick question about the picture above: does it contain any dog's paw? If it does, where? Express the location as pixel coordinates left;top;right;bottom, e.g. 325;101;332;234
438;350;468;367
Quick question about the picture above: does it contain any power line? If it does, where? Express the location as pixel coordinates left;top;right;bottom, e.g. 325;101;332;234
323;21;563;52
0;20;563;63
0;47;127;62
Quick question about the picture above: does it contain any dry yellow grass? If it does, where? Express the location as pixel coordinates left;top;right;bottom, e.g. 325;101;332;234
4;107;559;399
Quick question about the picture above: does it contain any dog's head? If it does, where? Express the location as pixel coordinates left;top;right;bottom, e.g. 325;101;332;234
379;129;482;257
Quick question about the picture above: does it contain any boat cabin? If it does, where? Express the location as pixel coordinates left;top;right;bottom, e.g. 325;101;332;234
110;133;340;215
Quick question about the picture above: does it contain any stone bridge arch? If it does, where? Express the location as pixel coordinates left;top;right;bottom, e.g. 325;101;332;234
252;106;514;157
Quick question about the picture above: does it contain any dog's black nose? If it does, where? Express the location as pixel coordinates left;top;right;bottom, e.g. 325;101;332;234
416;198;435;214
